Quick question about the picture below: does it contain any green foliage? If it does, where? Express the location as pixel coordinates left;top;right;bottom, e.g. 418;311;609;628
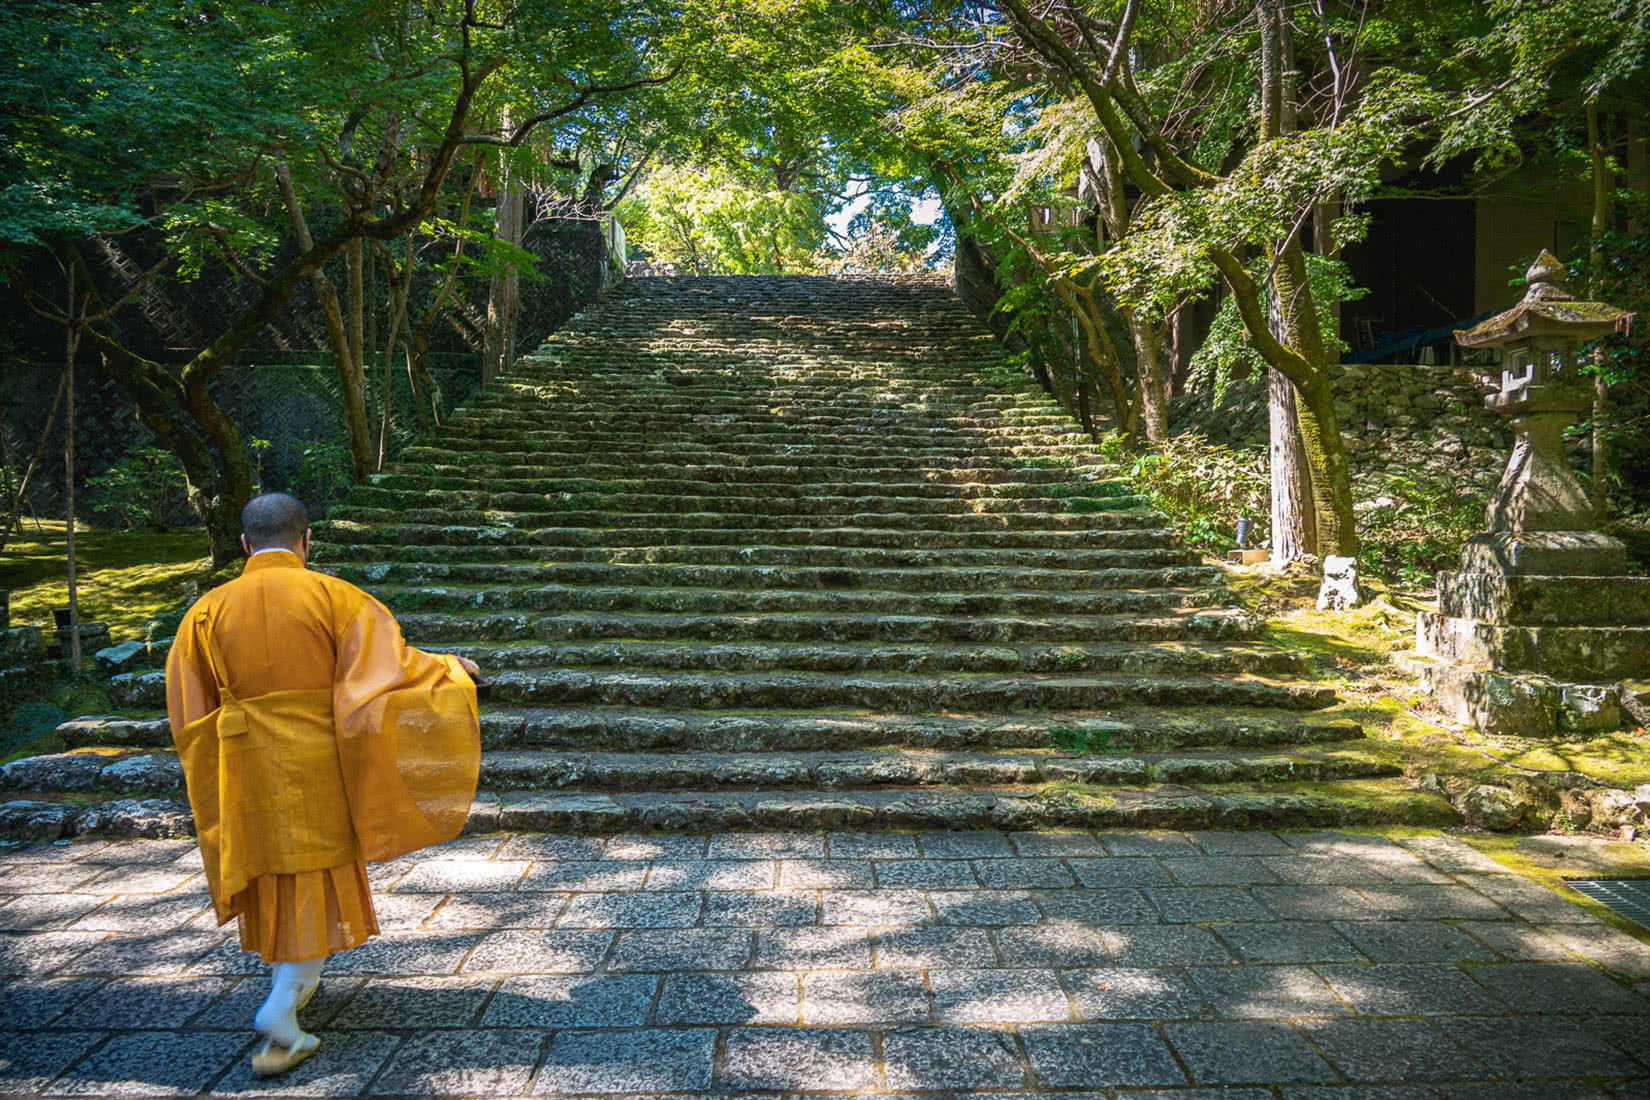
1047;725;1131;754
1356;471;1487;588
85;447;193;532
289;442;354;515
1126;435;1270;552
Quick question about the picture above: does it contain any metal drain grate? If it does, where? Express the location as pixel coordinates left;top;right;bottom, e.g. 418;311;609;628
1564;878;1650;930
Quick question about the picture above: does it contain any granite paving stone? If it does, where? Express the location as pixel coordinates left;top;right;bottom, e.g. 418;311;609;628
1146;886;1273;922
824;832;919;860
874;859;977;888
77;868;203;896
718;1027;876;1091
1438;1014;1649;1078
802;970;930;1023
1061;966;1211;1020
1101;831;1197;856
1300;1017;1489;1083
1066;857;1174;887
645;860;776;890
1216;921;1366;964
821;889;932;925
0;931;107;977
1021;1022;1187;1088
496;834;605;861
776;858;872;888
2;829;1646;1097
1164;1019;1339;1085
918;831;1015;858
993;920;1110;967
0;864;104;893
518;860;648;892
1161;856;1284;886
706;832;825;860
0;1030;104;1095
608;928;753;971
535;1028;717;1094
1329;920;1498;963
62;975;235;1030
388;861;531;893
754;926;873;969
458;930;612;973
1466;961;1650;1014
873;926;997;969
77;840;198;865
1104;924;1236;967
1187;964;1352;1018
1010;830;1106;857
971;857;1076;889
1035;887;1159;924
930;889;1042;926
206;1030;400;1097
1189;830;1294;855
654;971;798;1024
929;967;1071;1022
59;932;221;976
321;933;481;976
881;1026;1025;1090
1356;885;1513;920
600;834;706;860
424;894;567;930
0;894;107;931
480;973;658;1027
1313;963;1509;1015
701;890;817;926
1393;835;1514;873
366;1028;541;1096
44;1030;248;1096
0;975;104;1028
557;891;703;928
329;975;494;1029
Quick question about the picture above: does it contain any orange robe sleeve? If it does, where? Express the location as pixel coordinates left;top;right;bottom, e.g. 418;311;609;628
331;589;481;862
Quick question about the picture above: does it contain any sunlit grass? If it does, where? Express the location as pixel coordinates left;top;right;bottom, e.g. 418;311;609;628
1;521;213;642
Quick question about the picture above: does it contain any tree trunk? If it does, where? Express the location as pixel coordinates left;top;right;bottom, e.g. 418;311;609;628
0;369;68;549
1269;366;1317;561
1130;314;1169;442
1588;104;1612;524
483;144;523;385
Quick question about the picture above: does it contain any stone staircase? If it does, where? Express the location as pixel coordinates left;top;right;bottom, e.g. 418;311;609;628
0;274;1454;839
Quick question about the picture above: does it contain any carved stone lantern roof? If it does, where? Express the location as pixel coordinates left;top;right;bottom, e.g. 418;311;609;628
1455;251;1624;348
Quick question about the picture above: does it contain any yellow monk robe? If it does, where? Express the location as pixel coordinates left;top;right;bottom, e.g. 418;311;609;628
166;550;479;962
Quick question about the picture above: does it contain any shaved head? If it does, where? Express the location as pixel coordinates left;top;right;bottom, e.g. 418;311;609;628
241;492;310;552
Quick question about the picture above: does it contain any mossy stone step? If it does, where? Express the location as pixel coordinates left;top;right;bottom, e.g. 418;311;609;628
319;507;1164;534
481;668;1337;712
427;639;1306;678
343;479;1139;509
320;560;1218;593
393;607;1260;646
399;441;1112;463
328;492;1156;521
367;464;1109;489
53;707;1364;754
372;582;1230;618
308;528;1182;560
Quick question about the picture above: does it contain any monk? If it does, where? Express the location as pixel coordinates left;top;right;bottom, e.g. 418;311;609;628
166;492;481;1076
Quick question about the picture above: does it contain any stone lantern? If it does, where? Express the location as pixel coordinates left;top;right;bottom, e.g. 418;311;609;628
1403;251;1649;734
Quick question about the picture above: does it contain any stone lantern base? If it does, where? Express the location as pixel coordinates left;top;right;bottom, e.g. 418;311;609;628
1399;534;1650;736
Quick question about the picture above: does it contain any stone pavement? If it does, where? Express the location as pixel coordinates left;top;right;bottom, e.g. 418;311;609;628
2;829;1649;1098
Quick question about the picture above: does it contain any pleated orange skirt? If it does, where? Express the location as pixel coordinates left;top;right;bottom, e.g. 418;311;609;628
229;860;379;962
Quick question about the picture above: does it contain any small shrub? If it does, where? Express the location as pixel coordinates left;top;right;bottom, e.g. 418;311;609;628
290;442;354;515
1126;434;1268;552
85;447;193;531
1358;471;1486;587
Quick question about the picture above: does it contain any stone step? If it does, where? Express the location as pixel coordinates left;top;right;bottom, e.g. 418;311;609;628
55;706;1363;754
308;528;1183;560
0;745;1395;798
479;668;1338;712
360;470;1125;498
429;639;1306;679
0;779;1457;839
393;607;1261;647
369;464;1109;489
318;507;1164;534
325;491;1156;521
320;560;1219;593
399;440;1111;464
464;392;1059;415
341;481;1142;511
370;582;1230;618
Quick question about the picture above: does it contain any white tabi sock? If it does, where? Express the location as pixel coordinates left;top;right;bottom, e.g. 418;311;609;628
253;957;325;1048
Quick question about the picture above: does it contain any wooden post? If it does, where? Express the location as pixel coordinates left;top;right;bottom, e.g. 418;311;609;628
65;263;81;676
